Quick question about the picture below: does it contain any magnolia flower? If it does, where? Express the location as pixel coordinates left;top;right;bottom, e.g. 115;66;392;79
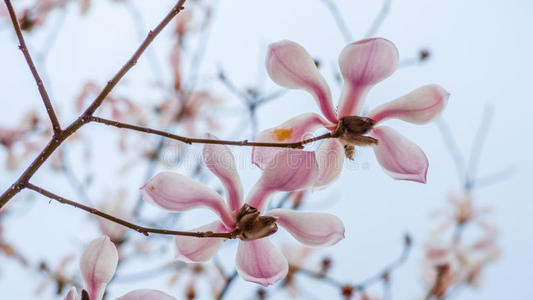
141;138;344;286
431;191;495;237
62;236;176;300
253;38;449;186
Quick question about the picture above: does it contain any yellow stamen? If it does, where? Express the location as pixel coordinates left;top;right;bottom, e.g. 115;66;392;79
273;128;292;141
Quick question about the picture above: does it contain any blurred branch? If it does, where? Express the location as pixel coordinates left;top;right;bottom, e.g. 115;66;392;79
295;234;412;296
465;104;493;190
37;8;66;60
365;0;392;38
4;0;61;133
472;165;516;189
124;0;165;82
355;234;411;290
25;183;238;239
134;5;216;216
114;262;181;282
319;0;353;43
218;69;287;136
217;270;238;300
436;118;467;185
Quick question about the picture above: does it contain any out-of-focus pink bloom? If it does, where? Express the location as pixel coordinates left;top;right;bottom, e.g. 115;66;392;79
253;38;449;185
62;236;175;300
0;0;67;31
35;255;75;296
158;91;221;137
141;137;344;286
96;189;132;244
423;190;501;295
173;0;211;40
167;263;226;300
430;191;495;238
0;110;45;170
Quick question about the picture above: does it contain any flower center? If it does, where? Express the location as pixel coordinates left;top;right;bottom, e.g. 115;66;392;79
334;116;378;160
235;204;278;241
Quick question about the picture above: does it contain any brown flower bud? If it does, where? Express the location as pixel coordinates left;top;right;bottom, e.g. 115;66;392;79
419;49;431;61
341;285;354;299
236;204;278;241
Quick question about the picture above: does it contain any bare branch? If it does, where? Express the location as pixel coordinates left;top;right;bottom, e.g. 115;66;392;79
4;0;61;133
25;183;237;239
89;116;335;149
0;0;188;210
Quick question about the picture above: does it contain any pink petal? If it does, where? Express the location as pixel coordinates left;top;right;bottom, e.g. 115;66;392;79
174;221;229;263
252;113;330;169
116;289;177;300
337;38;399;118
313;139;344;189
266;40;337;123
370;126;428;183
247;149;319;211
80;236;118;300
267;209;344;247
235;239;288;286
141;172;234;228
203;134;243;212
368;84;450;124
62;287;78;300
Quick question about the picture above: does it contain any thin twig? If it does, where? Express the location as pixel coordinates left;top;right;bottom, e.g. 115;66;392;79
25;183;237;239
217;270;238;300
124;1;164;81
80;1;186;117
4;0;61;133
355;234;411;289
436;119;467;186
89;116;335;148
297;266;344;287
295;235;412;294
114;262;181;282
472;165;515;189
319;0;353;43
365;0;392;38
0;0;188;210
465;104;493;190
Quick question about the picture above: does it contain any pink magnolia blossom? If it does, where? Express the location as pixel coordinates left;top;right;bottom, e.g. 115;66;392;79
62;236;176;300
253;38;449;185
141;137;344;286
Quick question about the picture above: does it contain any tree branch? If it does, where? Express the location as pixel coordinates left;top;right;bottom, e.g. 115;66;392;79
25;183;237;239
0;0;188;210
89;116;335;148
4;0;61;133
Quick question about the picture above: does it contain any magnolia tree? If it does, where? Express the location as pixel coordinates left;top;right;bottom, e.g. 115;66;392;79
0;0;507;300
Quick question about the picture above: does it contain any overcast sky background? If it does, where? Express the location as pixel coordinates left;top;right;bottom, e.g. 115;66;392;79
0;0;532;299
